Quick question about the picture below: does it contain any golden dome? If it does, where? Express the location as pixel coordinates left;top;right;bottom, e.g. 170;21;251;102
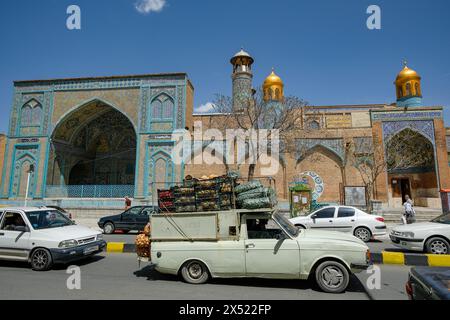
263;68;284;102
395;64;421;85
263;69;284;88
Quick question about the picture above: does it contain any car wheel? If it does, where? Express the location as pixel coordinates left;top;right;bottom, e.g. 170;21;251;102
354;227;372;243
181;260;210;284
295;224;306;229
315;260;350;294
103;222;115;234
425;237;450;255
30;248;53;271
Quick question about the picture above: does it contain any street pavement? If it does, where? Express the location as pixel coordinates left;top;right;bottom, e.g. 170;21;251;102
0;252;410;300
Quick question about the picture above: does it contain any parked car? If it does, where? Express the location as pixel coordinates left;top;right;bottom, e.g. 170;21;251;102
150;209;371;294
406;267;450;300
98;206;158;234
289;206;386;242
390;213;450;254
0;207;105;271
45;205;72;220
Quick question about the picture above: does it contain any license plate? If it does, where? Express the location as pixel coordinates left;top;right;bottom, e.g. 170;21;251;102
83;245;99;255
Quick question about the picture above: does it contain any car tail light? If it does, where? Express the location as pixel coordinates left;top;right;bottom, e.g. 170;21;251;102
376;217;385;222
405;281;413;299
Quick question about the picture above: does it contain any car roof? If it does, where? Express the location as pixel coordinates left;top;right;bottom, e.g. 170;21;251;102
0;207;57;213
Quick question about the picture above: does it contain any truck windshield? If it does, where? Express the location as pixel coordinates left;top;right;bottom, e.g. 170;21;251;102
273;212;299;238
26;210;74;230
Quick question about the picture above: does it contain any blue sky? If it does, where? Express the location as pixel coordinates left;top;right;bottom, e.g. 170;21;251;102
0;0;449;133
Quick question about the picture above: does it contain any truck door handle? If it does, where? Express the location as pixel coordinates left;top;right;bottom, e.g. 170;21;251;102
329;220;333;223
351;219;355;222
246;244;255;249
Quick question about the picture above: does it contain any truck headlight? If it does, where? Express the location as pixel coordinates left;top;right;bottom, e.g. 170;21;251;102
96;234;103;241
58;239;78;248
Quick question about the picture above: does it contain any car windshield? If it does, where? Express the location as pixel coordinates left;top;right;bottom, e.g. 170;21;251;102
26;210;74;230
272;211;299;238
431;214;450;225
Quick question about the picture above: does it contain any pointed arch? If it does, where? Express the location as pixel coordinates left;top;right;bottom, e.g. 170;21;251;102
51;97;137;137
296;144;344;168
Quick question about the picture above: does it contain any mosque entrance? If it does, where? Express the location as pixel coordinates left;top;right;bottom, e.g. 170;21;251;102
386;128;438;207
46;100;137;198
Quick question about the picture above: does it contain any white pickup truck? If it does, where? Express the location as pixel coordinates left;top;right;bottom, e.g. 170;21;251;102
149;209;371;293
0;207;106;271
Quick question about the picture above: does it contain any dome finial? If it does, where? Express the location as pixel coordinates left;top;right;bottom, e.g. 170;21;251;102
403;59;408;68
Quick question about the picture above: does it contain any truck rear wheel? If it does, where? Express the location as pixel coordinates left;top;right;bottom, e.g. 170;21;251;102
315;260;350;293
181;260;210;284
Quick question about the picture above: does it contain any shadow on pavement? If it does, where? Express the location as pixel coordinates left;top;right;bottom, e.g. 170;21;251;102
133;264;367;294
0;255;105;271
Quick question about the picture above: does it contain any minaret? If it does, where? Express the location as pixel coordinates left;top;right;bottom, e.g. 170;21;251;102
230;48;254;111
395;61;423;107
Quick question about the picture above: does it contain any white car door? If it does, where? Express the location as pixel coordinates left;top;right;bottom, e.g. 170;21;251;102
244;218;300;278
332;207;356;233
309;207;337;230
0;211;31;261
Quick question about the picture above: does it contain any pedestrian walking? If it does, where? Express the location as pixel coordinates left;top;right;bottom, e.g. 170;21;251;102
125;196;132;210
402;195;416;224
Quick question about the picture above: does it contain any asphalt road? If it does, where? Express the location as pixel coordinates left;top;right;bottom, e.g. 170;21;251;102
0;253;410;300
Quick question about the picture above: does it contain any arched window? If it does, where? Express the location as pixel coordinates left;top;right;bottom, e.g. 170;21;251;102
152;100;163;119
415;82;421;96
162;98;174;119
308;120;320;130
21;106;32;126
150;94;175;132
21;100;42;127
275;88;280;100
405;83;411;96
398;87;403;98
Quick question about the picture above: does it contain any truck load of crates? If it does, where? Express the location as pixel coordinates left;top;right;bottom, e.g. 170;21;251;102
156;173;277;213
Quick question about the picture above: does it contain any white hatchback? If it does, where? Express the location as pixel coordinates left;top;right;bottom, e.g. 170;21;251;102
289;206;387;242
0;207;106;271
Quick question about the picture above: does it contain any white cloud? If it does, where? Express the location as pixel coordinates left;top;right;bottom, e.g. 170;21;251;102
135;0;166;14
195;102;215;113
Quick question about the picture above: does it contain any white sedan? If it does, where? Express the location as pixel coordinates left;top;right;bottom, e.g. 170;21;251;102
0;207;106;271
289;206;387;242
390;214;450;254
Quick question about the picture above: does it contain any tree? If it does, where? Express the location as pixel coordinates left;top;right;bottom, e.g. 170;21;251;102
209;89;307;180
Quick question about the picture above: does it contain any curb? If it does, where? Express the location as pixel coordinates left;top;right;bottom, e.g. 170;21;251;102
371;251;450;267
106;242;137;253
106;242;450;267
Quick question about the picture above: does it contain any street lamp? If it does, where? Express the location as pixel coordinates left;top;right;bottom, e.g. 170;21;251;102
24;164;35;207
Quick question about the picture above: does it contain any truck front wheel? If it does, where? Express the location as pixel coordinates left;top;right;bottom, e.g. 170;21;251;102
315;260;350;293
181;260;210;284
